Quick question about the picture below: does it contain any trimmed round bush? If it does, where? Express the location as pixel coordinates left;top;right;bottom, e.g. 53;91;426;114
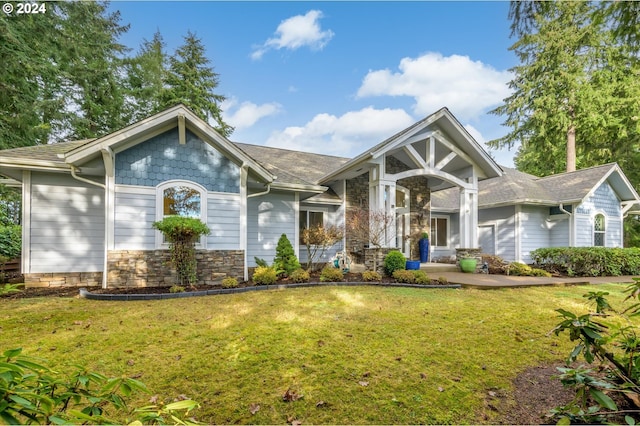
320;266;343;282
252;266;277;285
384;250;406;275
290;268;310;283
221;277;238;288
362;271;382;282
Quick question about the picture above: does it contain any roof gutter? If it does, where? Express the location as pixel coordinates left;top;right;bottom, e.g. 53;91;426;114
70;166;105;189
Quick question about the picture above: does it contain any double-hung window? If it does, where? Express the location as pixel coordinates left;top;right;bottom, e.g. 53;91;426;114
299;210;324;245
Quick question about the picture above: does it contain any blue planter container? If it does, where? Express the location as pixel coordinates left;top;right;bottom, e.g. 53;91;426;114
406;260;420;270
419;238;430;263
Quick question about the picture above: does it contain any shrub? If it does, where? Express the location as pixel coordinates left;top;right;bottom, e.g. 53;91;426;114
169;285;185;293
252;266;277;285
362;271;382;282
274;234;300;277
438;276;449;285
0;224;20;259
290;268;310;283
531;247;640;277
413;270;431;284
221;277;238;288
152;216;210;285
0;348;198;425
507;262;532;276
0;282;23;295
320;266;343;282
392;269;415;284
384;250;406;275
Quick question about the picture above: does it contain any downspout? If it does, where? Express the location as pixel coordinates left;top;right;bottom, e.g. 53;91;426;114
559;203;574;246
69;164;108;288
242;166;274;281
70;166;105;189
247;183;272;198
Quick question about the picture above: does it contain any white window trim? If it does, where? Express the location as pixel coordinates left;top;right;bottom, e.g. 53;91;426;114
299;207;328;246
155;180;208;249
593;211;606;247
430;215;450;249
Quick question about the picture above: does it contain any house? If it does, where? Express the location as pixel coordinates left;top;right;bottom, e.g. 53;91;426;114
0;104;637;288
430;164;640;263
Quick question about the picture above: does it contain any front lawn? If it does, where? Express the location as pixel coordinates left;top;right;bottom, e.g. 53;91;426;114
0;284;629;424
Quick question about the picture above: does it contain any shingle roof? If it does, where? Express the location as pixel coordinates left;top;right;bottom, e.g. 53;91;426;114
0;139;95;165
432;163;626;210
234;143;349;187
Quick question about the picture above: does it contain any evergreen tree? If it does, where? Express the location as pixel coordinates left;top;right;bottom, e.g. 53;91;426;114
124;31;168;122
273;234;300;278
160;31;233;137
56;1;130;140
492;1;640;245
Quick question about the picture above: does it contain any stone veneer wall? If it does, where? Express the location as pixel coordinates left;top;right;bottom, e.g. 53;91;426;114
24;250;245;288
455;248;483;272
345;172;369;263
25;272;103;288
364;247;397;273
107;250;244;288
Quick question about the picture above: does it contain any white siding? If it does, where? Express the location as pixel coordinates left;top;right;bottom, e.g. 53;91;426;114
114;186;155;250
29;172;104;273
207;194;241;249
247;192;296;266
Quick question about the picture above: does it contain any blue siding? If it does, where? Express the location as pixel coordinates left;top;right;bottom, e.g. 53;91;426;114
549;218;570;247
247;192;296;266
479;206;516;261
114;187;156;250
30;173;104;273
520;206;550;263
298;204;344;265
576;183;621;216
207;195;241;249
575;182;623;247
115;128;240;192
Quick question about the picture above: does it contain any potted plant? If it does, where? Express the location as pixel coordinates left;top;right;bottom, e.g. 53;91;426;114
459;257;478;273
419;232;430;263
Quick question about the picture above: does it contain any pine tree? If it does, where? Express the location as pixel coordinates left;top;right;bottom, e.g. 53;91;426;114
160;31;233;137
273;234;300;278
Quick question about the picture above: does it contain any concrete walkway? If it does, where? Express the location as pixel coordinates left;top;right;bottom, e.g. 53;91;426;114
434;271;638;289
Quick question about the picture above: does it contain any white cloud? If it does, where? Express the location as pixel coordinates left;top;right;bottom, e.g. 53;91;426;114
357;52;511;121
251;10;334;60
222;98;282;130
265;107;415;157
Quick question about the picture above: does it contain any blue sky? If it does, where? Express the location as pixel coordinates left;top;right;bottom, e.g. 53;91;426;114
109;1;518;166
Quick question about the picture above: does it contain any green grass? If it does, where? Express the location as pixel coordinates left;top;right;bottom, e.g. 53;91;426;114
0;284;632;424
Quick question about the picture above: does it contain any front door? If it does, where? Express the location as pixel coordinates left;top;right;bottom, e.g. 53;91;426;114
395;187;410;257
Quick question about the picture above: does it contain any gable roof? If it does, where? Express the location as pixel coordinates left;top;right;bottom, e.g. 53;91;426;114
319;107;503;185
431;163;640;211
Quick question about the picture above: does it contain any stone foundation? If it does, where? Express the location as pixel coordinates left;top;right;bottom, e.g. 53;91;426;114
106;249;244;288
25;272;103;288
24;249;245;288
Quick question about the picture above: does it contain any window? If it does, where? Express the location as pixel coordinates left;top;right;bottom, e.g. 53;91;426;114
156;181;207;247
163;186;201;218
430;217;448;247
299;210;324;244
594;213;605;247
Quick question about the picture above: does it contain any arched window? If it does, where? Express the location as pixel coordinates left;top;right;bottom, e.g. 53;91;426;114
156;181;207;247
594;213;605;247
